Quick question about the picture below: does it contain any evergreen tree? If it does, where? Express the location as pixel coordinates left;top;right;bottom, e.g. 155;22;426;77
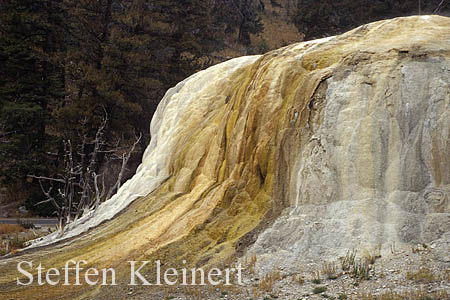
212;0;264;45
0;0;261;215
293;0;450;40
0;0;65;185
100;0;226;151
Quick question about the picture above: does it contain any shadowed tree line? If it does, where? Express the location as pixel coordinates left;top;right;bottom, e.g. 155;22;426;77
292;0;450;40
0;0;264;215
1;0;448;216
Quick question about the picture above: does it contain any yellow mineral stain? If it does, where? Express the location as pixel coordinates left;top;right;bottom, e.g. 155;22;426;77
1;16;449;299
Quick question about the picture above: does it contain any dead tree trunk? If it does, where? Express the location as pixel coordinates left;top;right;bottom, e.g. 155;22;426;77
29;111;141;234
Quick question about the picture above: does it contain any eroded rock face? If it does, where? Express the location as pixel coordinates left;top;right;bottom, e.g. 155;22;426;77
247;16;449;270
0;15;449;299
28;14;450;265
249;50;450;271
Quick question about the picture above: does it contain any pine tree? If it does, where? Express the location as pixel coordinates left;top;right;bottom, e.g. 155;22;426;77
56;0;148;153
212;0;264;46
293;0;450;40
0;0;258;215
99;0;226;151
0;0;65;186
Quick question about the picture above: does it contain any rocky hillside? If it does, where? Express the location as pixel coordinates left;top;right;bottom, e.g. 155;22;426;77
253;0;304;49
0;15;449;299
211;0;304;61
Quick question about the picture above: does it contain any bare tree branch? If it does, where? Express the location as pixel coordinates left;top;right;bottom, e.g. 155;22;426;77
434;0;445;13
0;131;17;138
28;175;65;184
31;107;143;235
106;132;141;200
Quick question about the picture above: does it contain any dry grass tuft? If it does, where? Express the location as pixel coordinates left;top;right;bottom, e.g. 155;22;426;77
259;268;281;293
311;270;321;284
351;259;374;280
294;273;305;285
0;224;26;234
340;249;357;271
246;254;257;273
405;267;436;283
359;288;448;300
321;261;339;280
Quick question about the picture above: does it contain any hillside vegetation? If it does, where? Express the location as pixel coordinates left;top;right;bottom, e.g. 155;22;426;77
1;0;448;216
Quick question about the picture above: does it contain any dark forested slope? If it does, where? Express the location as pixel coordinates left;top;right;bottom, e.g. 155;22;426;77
1;0;448;216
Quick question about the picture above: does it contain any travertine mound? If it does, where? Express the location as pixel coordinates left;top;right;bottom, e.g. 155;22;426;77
0;15;449;299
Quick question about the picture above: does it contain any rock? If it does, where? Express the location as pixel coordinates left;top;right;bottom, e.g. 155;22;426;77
1;15;449;299
33;15;450;269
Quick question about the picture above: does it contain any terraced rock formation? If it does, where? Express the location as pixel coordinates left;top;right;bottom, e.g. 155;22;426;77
0;15;449;299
